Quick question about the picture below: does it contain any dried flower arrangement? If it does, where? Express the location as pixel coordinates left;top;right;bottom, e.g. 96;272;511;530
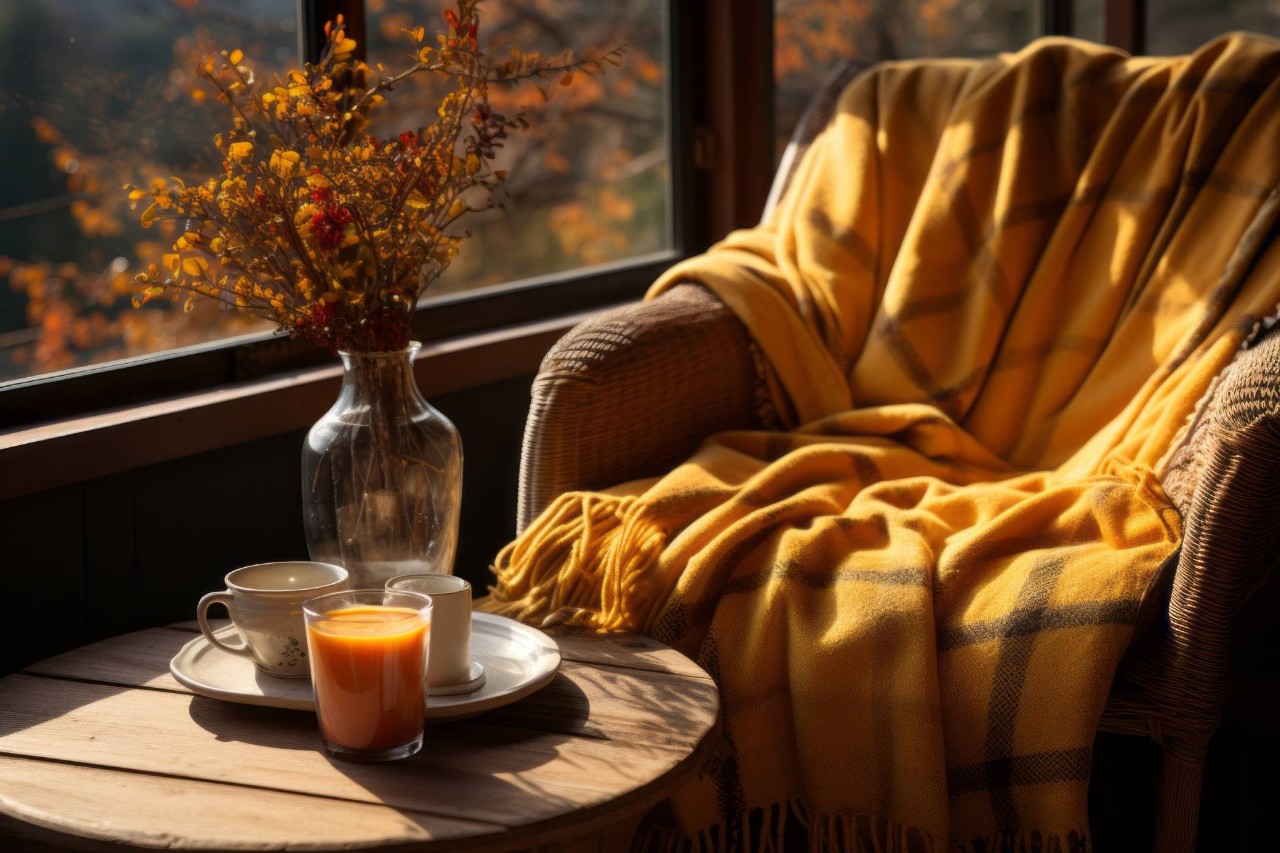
126;0;619;354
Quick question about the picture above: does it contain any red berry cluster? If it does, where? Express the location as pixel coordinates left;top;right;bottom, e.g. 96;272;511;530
296;299;337;350
309;188;353;251
293;299;410;354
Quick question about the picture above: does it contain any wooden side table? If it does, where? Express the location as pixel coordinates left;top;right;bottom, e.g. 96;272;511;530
0;620;718;851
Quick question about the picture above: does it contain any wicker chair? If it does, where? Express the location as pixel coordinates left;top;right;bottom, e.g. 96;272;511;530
516;60;1280;852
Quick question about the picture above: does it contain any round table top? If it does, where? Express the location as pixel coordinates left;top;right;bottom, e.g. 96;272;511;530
0;618;719;851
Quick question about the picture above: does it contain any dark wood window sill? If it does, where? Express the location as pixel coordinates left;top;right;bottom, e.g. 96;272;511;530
0;305;616;502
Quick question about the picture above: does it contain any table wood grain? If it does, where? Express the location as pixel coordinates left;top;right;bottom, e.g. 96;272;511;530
0;621;718;852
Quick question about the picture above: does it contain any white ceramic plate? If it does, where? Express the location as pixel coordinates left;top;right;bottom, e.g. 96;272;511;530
169;611;561;723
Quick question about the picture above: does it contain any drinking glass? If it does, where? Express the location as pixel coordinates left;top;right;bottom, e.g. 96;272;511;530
303;589;432;761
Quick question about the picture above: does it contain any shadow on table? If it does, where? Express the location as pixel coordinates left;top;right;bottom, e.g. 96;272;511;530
187;672;611;831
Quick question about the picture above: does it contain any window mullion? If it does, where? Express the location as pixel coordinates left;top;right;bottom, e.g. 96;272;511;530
298;0;367;63
701;0;775;242
1043;0;1074;36
1105;0;1146;53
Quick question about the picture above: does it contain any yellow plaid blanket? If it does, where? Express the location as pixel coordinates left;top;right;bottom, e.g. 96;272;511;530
486;34;1280;850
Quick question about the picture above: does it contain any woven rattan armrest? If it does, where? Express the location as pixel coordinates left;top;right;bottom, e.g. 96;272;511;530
1100;326;1280;850
516;283;773;532
1110;325;1280;740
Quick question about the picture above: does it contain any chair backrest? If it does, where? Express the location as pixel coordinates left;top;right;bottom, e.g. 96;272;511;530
761;60;872;223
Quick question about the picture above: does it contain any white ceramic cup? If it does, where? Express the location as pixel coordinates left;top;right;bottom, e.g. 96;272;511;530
385;573;471;687
198;561;349;678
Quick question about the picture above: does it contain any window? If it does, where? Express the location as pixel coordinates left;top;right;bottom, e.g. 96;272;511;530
1148;0;1280;54
0;0;296;382
0;0;672;398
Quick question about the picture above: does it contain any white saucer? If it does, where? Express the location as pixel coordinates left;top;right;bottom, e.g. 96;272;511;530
429;661;486;696
169;612;560;723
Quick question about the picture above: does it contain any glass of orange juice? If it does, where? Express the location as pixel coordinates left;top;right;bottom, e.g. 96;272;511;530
303;589;432;761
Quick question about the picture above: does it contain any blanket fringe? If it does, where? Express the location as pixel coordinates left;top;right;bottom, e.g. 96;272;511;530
480;491;667;632
810;808;934;853
641;800;936;853
948;829;1089;853
637;800;1089;853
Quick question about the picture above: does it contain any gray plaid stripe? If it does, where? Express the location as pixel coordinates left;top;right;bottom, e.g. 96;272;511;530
934;93;1063;187
895;288;971;323
937;598;1143;650
724;562;928;597
866;316;931;393
649;591;687;648
948;746;1093;794
810;207;877;275
677;515;793;643
852;452;882;487
1073;180;1174;206
984;555;1068;829
949;181;1013;308
869;616;912;810
1205;171;1273;199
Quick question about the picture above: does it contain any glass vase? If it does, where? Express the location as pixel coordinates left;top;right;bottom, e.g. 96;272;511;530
302;342;462;589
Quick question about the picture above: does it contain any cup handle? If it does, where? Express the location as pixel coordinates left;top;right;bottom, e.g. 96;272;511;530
197;591;251;656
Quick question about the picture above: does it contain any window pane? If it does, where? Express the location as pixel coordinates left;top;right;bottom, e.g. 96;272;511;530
774;1;1041;161
365;0;670;300
0;0;670;384
1072;0;1105;44
0;0;296;382
1148;0;1280;54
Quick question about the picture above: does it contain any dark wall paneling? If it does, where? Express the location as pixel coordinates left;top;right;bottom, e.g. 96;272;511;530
130;429;310;629
438;373;534;594
0;484;85;675
0;374;534;676
83;476;139;644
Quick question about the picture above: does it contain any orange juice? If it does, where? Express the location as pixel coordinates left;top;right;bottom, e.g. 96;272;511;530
307;605;429;752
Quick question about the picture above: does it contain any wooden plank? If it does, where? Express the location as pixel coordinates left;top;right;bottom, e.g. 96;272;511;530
479;664;718;749
21;628;189;693
548;630;713;680
0;673;713;830
0;754;500;851
168;619;218;633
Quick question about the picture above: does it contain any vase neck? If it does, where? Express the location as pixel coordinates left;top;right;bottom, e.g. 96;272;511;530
336;344;425;412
